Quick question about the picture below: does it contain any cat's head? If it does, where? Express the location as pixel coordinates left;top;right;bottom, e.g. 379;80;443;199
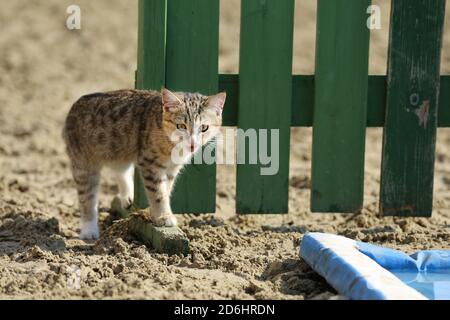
161;88;226;155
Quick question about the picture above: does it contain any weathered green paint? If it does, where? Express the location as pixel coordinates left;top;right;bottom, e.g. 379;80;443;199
310;0;371;212
134;0;449;216
134;0;167;209
219;75;450;128
366;76;387;127
291;76;315;128
111;197;189;255
165;0;220;213
111;196;132;218
136;0;166;92
219;74;239;127
438;76;450;127
380;0;446;217
236;0;295;213
129;215;189;256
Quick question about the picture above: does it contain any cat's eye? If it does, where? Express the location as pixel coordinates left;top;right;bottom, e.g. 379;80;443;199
201;125;209;132
177;124;187;130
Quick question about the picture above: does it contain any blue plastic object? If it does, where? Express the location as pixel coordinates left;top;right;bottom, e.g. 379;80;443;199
300;233;450;300
391;270;450;299
356;241;450;299
357;241;450;271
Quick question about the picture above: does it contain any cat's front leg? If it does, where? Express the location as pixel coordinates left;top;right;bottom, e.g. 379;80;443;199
165;164;182;197
138;159;177;227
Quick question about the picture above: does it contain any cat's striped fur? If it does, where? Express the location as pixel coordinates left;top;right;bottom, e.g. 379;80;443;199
63;88;226;239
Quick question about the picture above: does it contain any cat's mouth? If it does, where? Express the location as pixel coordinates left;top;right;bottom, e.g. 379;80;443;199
187;142;200;153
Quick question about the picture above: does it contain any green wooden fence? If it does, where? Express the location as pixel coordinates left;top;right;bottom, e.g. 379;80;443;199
135;0;448;217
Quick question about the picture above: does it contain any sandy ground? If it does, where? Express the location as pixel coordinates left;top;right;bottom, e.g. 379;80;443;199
0;0;450;299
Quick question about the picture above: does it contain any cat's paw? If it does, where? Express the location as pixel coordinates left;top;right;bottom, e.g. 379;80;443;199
80;219;99;240
152;214;178;227
119;195;133;209
163;214;178;227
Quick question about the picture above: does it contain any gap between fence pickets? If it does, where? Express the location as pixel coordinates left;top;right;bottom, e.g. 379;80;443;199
110;197;189;256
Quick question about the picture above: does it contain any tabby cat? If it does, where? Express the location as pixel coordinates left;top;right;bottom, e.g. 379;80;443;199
63;88;226;239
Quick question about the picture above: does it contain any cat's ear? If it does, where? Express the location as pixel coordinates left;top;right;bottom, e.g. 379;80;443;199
206;92;226;115
161;88;182;112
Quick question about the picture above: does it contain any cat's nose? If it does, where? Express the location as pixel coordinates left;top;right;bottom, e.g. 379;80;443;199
190;143;195;152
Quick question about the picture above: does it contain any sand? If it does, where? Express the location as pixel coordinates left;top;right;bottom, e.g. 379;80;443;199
0;0;450;299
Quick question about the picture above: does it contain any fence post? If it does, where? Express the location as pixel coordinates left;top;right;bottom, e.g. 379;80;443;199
236;0;295;213
310;0;371;212
165;0;220;213
380;0;446;216
134;0;167;209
